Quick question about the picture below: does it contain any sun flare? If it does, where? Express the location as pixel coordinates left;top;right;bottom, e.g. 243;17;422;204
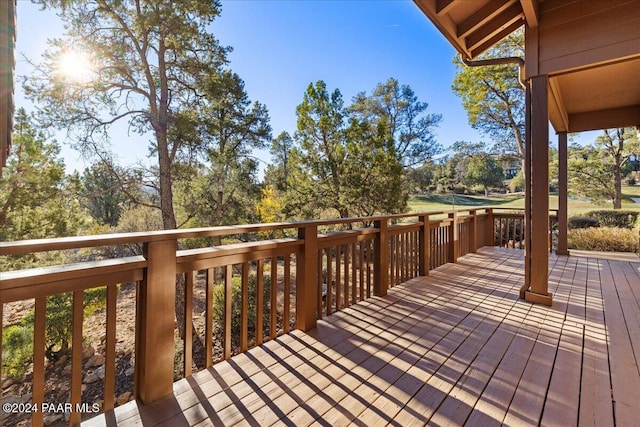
56;50;95;83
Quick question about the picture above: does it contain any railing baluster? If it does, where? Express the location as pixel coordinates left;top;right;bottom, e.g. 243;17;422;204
184;272;193;377
326;248;333;316
344;243;350;306
241;262;249;352
359;241;365;302
335;244;342;311
270;257;277;339
395;235;401;286
104;284;117;411
256;260;264;345
223;265;232;360
317;250;323;319
389;236;395;286
351;242;357;305
205;269;214;367
366;240;372;298
284;254;291;333
70;290;83;425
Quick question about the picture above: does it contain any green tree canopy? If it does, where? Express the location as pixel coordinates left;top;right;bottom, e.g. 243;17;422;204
288;81;406;219
80;162;133;226
349;78;442;168
463;155;505;196
569;128;639;209
0;109;85;267
26;0;230;230
452;32;525;169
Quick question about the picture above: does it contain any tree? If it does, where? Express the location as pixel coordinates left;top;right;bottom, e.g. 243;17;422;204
179;71;271;228
463;155;505;196
289;81;406;220
26;0;230;230
80;162;132;226
349;78;442;168
569;128;639;208
25;1;266;367
0;109;85;268
452;32;525;170
268;131;294;192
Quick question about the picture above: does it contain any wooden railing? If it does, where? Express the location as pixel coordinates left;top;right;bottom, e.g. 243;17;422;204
0;207;556;425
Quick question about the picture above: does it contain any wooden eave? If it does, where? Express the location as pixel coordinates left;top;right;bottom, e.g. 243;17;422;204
414;0;640;133
413;0;534;59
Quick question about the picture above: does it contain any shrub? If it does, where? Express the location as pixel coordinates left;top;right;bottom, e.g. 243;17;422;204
568;216;599;229
509;171;524;193
22;286;110;361
585;210;639;229
212;274;271;338
568;227;639;252
1;323;33;379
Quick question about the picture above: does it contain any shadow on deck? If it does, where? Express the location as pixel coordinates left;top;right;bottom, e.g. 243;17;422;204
84;247;640;426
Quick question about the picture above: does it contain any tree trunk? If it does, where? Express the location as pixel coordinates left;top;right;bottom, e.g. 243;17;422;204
156;128;206;370
613;164;622;209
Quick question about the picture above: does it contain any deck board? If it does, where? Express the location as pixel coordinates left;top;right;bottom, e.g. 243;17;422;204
82;247;640;427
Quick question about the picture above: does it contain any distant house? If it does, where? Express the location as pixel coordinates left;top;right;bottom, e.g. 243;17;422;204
490;154;521;179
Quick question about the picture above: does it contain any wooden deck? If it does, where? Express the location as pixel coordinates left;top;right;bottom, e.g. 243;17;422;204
84;247;640;426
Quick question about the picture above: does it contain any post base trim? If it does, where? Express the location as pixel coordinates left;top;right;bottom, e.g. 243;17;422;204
525;290;553;306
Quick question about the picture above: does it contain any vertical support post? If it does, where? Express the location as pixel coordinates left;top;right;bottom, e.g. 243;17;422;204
296;223;318;331
136;239;176;404
522;82;532;298
448;211;458;263
557;132;569;255
373;218;389;296
470;209;478;252
418;214;430;276
525;75;553;306
486;208;494;246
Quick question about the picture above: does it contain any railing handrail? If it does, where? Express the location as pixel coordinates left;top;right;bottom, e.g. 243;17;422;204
0;208;492;256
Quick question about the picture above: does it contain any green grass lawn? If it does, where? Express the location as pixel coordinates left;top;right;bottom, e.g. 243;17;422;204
409;186;640;216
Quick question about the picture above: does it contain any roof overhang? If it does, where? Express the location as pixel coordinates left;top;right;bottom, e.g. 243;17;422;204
414;0;640;134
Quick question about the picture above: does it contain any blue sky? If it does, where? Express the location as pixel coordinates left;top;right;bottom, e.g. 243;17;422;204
16;0;598;174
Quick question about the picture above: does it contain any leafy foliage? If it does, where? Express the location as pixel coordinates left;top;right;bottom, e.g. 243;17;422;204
80;162;132;226
287;81;409;220
349;78;442;167
0;110;86;270
26;0;231;230
211;274;271;342
585;210;639;229
463;155;504;196
567;216;599;229
452;32;525;168
22;288;110;362
1;324;33;379
569;129;639;209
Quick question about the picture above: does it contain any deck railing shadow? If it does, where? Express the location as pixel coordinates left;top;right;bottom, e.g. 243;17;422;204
1;207;563;426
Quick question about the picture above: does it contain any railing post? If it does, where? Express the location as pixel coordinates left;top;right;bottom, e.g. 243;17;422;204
486;208;494;246
448;211;458;263
296;223;318;331
374;218;389;296
419;214;430;276
136;239;176;404
470;209;477;252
